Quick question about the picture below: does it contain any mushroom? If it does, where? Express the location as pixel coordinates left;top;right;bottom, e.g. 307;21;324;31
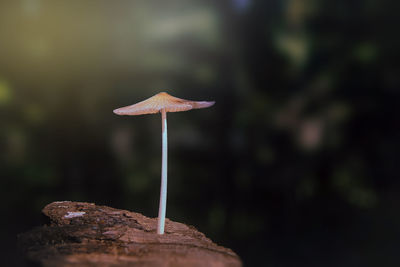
113;92;215;234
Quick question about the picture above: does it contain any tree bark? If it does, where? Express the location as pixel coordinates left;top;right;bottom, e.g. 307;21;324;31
18;201;242;267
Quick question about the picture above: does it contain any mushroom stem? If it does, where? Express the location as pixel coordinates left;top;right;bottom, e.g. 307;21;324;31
157;108;168;234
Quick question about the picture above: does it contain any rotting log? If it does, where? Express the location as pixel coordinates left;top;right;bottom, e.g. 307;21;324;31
18;201;242;267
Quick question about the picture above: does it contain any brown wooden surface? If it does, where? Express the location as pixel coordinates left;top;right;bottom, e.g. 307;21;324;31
19;201;241;267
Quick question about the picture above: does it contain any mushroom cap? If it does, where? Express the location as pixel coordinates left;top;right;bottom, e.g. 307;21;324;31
113;92;215;116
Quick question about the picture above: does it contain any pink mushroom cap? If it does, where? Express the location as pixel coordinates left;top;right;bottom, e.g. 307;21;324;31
113;92;215;116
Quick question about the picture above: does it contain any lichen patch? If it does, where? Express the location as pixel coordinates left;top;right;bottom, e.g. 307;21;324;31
64;211;86;218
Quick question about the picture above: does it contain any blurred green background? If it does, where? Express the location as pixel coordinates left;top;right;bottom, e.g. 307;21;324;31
0;0;399;266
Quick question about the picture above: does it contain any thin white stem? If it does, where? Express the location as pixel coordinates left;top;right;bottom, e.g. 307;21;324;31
157;109;168;234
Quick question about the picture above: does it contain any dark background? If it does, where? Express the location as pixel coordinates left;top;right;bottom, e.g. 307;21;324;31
0;0;399;266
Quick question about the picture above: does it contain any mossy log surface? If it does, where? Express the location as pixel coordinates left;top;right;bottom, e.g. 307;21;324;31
18;201;241;267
